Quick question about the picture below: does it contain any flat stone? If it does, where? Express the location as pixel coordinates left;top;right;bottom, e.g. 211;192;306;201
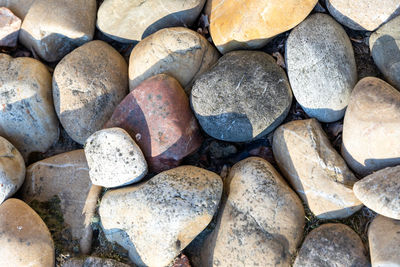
200;157;305;267
368;215;400;266
370;15;400;90
0;7;21;47
0;198;54;267
354;166;400;219
273;119;362;219
105;74;202;173
0;54;59;160
294;223;369;267
62;256;131;267
97;0;205;43
99;165;222;267
286;13;357;122
342;77;400;176
53;40;128;144
208;0;317;53
129;27;219;93
20;150;101;254
326;0;400;31
191;50;292;142
0;136;25;204
0;0;34;19
19;0;97;62
84;128;147;187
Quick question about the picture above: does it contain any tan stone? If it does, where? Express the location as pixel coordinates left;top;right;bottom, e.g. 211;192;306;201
0;7;21;47
208;0;317;53
342;77;400;176
0;198;54;267
0;0;34;19
273;119;362;219
129;27;220;93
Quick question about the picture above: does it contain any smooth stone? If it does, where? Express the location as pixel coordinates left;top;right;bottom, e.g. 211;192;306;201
201;157;305;267
208;0;317;54
191;50;292;142
354;166;400;220
368;215;400;267
286;13;357;122
0;54;59;160
342;77;400;176
129;27;220;93
19;0;96;62
20;150;101;254
273;119;362;219
0;198;54;267
99;166;222;267
97;0;205;43
62;256;131;267
0;7;21;47
326;0;400;31
294;223;369;267
0;136;25;204
370;15;400;90
0;0;34;19
53;40;128;145
105;74;202;173
84;128;147;187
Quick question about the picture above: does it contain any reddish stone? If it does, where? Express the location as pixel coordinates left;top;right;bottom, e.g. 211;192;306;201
0;7;21;47
105;74;203;173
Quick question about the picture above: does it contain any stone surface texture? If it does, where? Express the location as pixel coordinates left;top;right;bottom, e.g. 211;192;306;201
0;7;21;47
62;256;131;267
0;0;34;19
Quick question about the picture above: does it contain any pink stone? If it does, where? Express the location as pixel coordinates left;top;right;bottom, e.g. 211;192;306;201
0;7;21;47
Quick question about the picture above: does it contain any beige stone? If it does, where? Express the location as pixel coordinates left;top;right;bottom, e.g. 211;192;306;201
201;157;305;267
208;0;317;53
342;77;400;176
0;7;21;47
0;198;54;267
129;27;219;93
273;119;362;219
0;0;34;19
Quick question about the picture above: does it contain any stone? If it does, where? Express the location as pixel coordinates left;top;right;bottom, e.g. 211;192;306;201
19;0;97;62
62;256;131;267
0;198;54;267
370;15;400;90
84;128;147;187
105;74;202;173
354;166;400;220
0;0;34;19
326;0;400;31
0;54;59;160
99;165;222;267
191;50;292;142
294;223;369;267
97;0;206;43
201;157;305;267
20;150;101;254
129;27;220;93
0;7;21;47
342;77;400;176
208;0;317;53
368;215;400;267
286;13;357;122
53;40;128;145
0;136;25;204
273;119;362;219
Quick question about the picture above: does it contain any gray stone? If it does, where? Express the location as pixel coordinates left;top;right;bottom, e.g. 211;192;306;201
62;256;131;267
84;128;147;188
0;0;34;19
99;165;222;267
370;15;400;91
191;50;292;142
0;7;21;47
294;223;369;267
53;40;128;144
0;54;59;160
20;0;96;62
286;13;357;122
97;0;206;43
0;136;25;204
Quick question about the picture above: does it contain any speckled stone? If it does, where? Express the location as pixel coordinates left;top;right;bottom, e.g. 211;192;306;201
53;40;128;145
62;256;131;267
191;50;292;142
99;165;222;267
0;7;21;47
294;223;369;267
84;128;147;187
0;0;34;19
0;198;54;267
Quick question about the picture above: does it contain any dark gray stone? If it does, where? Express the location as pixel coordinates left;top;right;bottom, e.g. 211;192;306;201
62;256;131;267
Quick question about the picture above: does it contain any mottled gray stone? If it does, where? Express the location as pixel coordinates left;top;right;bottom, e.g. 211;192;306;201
191;50;292;142
62;257;131;267
286;13;357;122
